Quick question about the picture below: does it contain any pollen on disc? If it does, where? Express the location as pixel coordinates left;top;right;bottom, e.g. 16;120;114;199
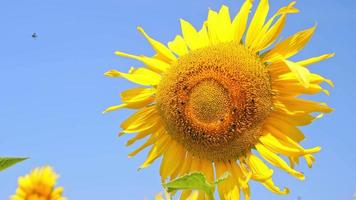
187;80;230;124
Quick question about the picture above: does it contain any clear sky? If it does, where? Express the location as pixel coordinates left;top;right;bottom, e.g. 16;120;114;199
0;0;355;199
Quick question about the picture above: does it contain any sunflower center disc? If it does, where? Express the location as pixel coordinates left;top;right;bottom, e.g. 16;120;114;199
187;80;229;124
157;42;273;161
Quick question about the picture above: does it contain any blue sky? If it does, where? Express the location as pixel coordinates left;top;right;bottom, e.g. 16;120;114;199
0;0;355;199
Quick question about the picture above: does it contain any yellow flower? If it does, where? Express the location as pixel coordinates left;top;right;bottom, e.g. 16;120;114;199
11;166;66;200
154;191;199;200
105;0;333;199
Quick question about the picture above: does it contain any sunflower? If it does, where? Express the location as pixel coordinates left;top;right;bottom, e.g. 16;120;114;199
154;192;198;200
11;166;66;200
105;0;333;199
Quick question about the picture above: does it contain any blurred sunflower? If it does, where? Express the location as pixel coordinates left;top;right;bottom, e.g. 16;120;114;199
105;0;333;199
154;192;198;200
11;166;66;200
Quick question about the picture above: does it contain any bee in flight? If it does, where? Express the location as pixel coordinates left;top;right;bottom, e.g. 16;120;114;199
32;33;37;39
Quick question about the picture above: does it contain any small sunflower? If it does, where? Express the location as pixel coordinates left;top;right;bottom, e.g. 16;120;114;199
105;0;333;199
11;166;66;200
154;192;198;200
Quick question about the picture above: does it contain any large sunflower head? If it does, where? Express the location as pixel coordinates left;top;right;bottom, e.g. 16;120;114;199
11;166;66;200
105;0;333;199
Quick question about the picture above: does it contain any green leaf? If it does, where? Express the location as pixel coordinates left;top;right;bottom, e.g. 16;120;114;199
163;171;231;200
0;157;28;172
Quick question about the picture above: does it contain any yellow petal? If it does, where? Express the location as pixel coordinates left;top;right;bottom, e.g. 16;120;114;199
276;97;333;114
251;1;298;51
170;146;187;180
246;154;273;181
274;72;334;88
137;27;176;62
121;87;155;103
205;9;219;44
256;143;305;180
263;26;316;62
265;117;305;142
282;59;311;88
194;192;204;200
206;5;232;43
126;124;160;146
304;154;316;168
168;35;189;56
230;161;250;188
265;125;307;151
273;82;330;96
199;158;214;183
160;141;183;182
197;25;210;48
155;193;165;200
270;111;314;126
180;19;209;50
260;133;321;157
230;162;251;199
181;153;194;174
120;106;158;133
102;87;157;112
261;179;289;195
180;190;193;200
103;103;128;113
115;51;170;73
297;53;335;67
215;162;229;200
246;154;288;195
189;155;201;172
139;134;171;169
230;0;253;42
128;130;163;158
105;67;161;86
245;0;269;47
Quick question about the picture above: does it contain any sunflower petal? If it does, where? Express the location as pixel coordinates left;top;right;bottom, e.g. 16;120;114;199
126;124;160;146
180;19;209;50
137;27;176;62
265;117;305;142
105;67;161;86
215;162;230;200
120;106;158;133
282;59;311;88
263;26;316;62
205;9;219;44
102;88;156;112
139;134;171;169
231;0;253;42
276;97;333;114
168;35;189;56
246;154;273;181
121;87;156;103
169;146;187;180
260;133;321;157
250;1;299;51
199;159;214;183
206;5;232;43
256;144;305;180
245;0;269;47
304;154;316;168
160;141;184;182
115;51;170;73
128;131;162;158
297;53;335;67
261;179;289;195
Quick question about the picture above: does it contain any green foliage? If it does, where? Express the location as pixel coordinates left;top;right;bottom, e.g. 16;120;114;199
163;171;230;200
0;157;28;172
